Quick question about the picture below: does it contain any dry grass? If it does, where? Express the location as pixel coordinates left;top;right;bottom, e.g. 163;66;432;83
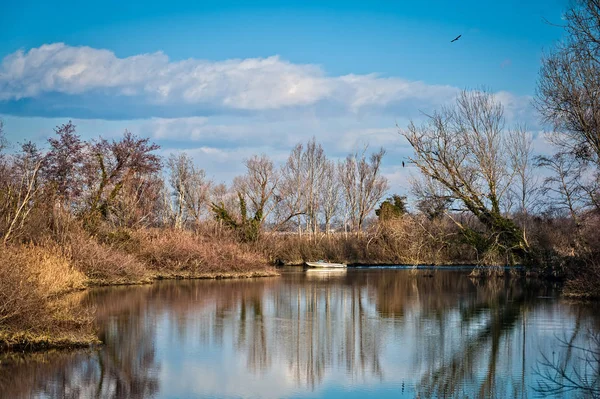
68;233;151;285
0;245;97;350
131;228;277;278
260;220;475;267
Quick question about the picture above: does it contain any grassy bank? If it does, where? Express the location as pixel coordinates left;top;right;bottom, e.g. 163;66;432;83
0;228;277;351
0;245;98;351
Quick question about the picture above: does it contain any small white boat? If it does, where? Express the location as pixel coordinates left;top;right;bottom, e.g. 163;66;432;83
305;260;347;268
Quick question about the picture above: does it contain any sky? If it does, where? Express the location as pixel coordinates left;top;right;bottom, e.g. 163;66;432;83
0;0;568;191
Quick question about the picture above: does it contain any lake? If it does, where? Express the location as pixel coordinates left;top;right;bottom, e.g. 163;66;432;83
1;268;598;399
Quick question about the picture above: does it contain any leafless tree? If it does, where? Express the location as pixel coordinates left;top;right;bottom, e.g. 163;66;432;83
165;153;210;228
110;172;164;228
166;153;191;229
0;120;7;200
412;175;453;221
2;142;44;244
211;182;237;215
537;153;588;226
320;160;341;235
277;138;329;235
507;127;539;246
508;127;539;214
536;0;600;212
84;131;161;224
402;90;529;260
339;147;388;232
278;143;307;233
302;138;327;234
184;166;211;226
44;121;86;208
234;154;279;225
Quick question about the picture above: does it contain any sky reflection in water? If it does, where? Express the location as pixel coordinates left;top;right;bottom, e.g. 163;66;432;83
1;269;598;399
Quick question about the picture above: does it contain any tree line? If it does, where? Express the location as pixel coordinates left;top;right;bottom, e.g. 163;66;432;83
0;121;388;244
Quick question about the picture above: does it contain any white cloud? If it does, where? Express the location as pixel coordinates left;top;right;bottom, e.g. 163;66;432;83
493;90;538;126
0;43;458;113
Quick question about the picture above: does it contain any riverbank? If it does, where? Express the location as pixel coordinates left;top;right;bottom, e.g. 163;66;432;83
0;228;278;352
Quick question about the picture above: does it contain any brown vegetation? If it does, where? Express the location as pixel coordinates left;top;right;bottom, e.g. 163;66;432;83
131;228;277;278
0;245;96;350
68;232;151;285
0;227;275;350
262;216;477;266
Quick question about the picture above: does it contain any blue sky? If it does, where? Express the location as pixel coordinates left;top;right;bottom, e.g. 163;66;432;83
0;0;567;187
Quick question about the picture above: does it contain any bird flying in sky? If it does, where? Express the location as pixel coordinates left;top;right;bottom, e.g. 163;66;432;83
451;34;462;43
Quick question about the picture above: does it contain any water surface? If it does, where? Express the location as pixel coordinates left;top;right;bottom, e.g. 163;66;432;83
1;269;598;399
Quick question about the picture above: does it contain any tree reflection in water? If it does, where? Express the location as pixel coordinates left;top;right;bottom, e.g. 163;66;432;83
534;329;600;398
0;270;598;399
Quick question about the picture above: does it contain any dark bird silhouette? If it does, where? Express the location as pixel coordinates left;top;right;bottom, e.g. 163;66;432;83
451;34;462;43
402;161;405;168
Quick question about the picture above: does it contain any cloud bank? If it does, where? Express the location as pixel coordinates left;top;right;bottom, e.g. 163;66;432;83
0;43;459;116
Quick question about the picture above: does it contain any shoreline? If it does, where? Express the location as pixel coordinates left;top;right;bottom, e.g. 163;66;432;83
0;264;577;353
279;262;524;269
0;267;280;353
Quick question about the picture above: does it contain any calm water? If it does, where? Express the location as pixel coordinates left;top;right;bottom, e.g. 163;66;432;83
1;269;599;399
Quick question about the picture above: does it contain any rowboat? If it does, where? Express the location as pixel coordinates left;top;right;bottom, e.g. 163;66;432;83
305;260;347;268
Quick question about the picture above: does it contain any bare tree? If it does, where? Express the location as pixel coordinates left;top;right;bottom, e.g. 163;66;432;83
2;142;44;244
302;138;327;234
185;168;211;225
44;121;86;208
320;160;341;235
507;127;539;247
278;143;307;233
412;175;453;221
508;127;538;214
234;154;279;226
339;147;388;232
84;131;161;224
536;0;600;212
276;138;329;235
402;90;529;260
166;153;191;229
537;153;588;226
110;172;163;228
0;120;7;201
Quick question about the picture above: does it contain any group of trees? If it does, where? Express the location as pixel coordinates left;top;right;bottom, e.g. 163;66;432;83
0;120;388;244
177;139;388;239
400;0;600;267
0;122;163;243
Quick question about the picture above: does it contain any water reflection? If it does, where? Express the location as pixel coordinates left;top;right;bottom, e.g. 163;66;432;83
1;270;598;399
